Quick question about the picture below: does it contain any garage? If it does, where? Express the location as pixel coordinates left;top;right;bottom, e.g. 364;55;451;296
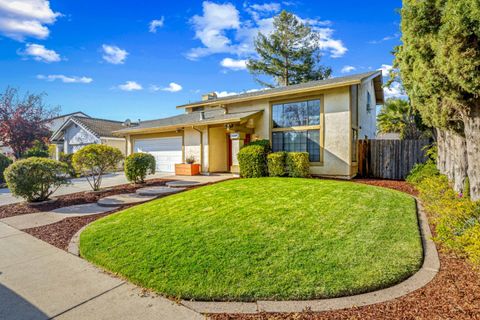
133;137;182;173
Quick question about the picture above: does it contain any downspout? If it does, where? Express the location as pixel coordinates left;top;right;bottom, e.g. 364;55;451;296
192;126;204;173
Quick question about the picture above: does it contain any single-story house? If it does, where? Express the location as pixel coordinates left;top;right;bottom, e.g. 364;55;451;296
114;71;384;178
51;116;129;159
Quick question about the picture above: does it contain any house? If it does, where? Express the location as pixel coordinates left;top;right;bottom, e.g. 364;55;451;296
0;111;91;157
114;71;384;178
50;116;129;159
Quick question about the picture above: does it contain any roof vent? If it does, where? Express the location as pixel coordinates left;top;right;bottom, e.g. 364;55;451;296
202;92;217;101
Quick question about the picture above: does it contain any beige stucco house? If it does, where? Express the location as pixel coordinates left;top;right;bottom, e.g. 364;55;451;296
115;71;384;178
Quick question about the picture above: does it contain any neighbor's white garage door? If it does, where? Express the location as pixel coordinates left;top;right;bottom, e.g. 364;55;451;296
133;137;182;173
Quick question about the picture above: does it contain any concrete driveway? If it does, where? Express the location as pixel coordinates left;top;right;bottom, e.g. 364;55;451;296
0;172;170;207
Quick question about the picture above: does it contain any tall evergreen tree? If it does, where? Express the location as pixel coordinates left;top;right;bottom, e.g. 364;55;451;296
247;10;332;88
395;0;480;199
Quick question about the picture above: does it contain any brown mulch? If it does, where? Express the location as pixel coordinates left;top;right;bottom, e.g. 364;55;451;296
210;180;480;320
0;178;172;219
23;211;113;250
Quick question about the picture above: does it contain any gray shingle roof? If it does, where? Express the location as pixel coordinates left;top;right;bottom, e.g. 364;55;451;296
71;116;127;138
177;71;382;108
114;109;262;134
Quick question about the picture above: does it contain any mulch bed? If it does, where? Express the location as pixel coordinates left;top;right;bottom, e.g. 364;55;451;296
0;178;172;219
210;179;480;320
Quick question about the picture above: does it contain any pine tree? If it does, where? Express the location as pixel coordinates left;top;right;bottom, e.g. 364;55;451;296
247;10;332;88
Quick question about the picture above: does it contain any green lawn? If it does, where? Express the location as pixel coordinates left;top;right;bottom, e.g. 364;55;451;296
80;178;422;301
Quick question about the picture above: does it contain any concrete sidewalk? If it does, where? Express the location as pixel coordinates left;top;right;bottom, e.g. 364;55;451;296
0;222;203;320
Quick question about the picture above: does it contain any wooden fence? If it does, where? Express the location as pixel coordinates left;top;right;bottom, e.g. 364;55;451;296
357;139;431;180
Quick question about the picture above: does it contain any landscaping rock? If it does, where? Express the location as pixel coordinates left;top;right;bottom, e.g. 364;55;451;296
136;186;185;196
97;193;156;207
165;180;203;188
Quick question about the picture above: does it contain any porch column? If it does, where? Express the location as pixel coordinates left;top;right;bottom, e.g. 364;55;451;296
230;132;246;174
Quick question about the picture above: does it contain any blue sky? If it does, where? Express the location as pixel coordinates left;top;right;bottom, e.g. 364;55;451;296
0;0;402;121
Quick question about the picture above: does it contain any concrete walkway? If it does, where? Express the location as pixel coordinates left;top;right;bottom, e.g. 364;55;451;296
0;222;204;320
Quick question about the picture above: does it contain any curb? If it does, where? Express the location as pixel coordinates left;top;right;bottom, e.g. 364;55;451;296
180;199;440;314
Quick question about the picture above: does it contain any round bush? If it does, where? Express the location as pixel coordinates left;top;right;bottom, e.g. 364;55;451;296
125;153;156;184
0;153;12;183
5;157;69;202
286;152;310;178
73;144;124;191
238;145;268;178
245;139;272;154
267;152;287;177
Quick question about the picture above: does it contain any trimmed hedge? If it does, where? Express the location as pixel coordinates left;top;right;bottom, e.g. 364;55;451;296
286;152;310;178
267;152;287;177
4;157;69;202
245;139;272;154
238;145;268;178
125;153;156;184
0;153;12;183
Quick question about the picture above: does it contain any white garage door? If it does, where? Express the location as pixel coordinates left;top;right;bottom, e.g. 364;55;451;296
134;137;182;173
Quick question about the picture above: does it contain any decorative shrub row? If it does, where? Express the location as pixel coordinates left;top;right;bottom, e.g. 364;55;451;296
5;157;70;202
0;153;12;183
238;140;310;178
407;162;480;267
124;152;156;184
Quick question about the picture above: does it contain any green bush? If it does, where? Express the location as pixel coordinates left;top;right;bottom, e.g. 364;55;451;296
245;139;272;154
23;141;49;158
73;144;124;191
410;165;480;267
406;161;439;184
59;152;77;177
0;153;12;183
267;152;287;177
124;153;156;184
238;145;268;178
4;157;69;202
286;152;310;178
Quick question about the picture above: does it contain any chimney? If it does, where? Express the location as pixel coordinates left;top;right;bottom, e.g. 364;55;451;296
201;92;217;101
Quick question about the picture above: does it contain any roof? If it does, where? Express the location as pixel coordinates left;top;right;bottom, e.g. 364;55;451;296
46;111;90;121
177;71;384;108
51;116;129;141
114;109;263;135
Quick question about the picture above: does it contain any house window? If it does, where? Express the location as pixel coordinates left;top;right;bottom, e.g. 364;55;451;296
271;99;321;163
366;92;372;113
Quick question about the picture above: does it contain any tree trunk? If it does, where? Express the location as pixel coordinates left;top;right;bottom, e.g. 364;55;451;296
463;105;480;201
436;128;467;193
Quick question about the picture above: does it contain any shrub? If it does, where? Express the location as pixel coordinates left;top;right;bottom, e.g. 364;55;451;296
4;157;69;202
185;155;196;164
23;142;49;158
59;152;77;177
245;139;272;154
238;145;268;178
0;153;12;183
124;153;156;184
267;152;287;177
286;152;310;178
72;144;124;191
406;161;439;185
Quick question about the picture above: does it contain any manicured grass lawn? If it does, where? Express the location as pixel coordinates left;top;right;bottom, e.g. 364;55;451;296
80;178;422;301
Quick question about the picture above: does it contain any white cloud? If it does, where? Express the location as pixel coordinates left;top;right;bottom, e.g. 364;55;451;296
149;17;164;33
19;43;60;62
102;44;128;64
379;64;393;77
369;33;400;44
215;90;238;97
150;82;183;92
384;81;405;99
118;81;142;91
37;74;93;83
249;3;281;13
0;0;61;40
187;2;346;60
187;1;240;60
220;57;247;70
341;65;356;73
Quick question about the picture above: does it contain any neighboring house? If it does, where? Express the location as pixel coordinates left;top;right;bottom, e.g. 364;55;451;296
115;71;384;178
50;116;129;159
376;132;401;140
